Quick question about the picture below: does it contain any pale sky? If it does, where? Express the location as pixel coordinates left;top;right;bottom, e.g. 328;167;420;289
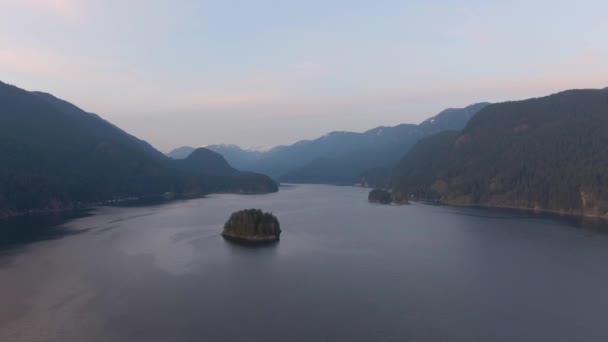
1;0;607;151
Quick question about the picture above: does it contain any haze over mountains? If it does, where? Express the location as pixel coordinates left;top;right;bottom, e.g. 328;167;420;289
168;102;489;184
2;78;607;218
168;144;264;170
165;87;608;218
0;81;277;217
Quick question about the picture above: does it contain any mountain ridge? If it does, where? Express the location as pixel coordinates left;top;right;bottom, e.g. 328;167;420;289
0;81;277;217
168;102;490;184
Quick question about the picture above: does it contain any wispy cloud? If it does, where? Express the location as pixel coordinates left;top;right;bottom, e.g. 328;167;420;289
2;0;81;19
0;46;73;77
423;3;498;48
174;62;332;111
568;49;608;68
183;90;281;110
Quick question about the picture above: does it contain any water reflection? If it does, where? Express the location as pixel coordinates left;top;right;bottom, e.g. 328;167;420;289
0;210;91;252
220;236;281;249
438;205;608;232
2;185;608;342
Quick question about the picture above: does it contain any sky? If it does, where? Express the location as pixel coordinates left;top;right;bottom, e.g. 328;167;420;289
1;0;607;152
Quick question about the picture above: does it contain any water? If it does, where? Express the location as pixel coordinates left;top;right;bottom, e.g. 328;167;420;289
1;184;608;342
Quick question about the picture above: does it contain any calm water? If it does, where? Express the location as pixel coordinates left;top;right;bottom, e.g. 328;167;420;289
1;184;608;342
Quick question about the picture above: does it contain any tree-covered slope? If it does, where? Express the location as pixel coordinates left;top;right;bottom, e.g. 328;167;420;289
391;88;608;217
0;81;276;216
32;91;167;162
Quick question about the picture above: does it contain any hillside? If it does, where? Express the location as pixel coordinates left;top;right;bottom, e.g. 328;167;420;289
0;81;277;217
390;88;608;217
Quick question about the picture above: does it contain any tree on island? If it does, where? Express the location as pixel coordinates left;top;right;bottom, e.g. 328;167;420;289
222;209;281;243
368;189;392;204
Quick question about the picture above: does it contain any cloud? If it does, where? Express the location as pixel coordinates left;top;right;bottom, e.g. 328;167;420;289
2;0;81;19
172;62;332;112
568;49;608;68
422;3;498;48
161;49;608;124
182;90;281;110
443;27;496;47
0;46;70;77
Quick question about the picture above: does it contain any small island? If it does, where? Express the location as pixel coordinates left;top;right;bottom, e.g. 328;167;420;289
368;189;410;205
222;209;282;243
368;189;392;204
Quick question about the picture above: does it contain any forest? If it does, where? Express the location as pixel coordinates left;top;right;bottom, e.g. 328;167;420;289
390;88;608;216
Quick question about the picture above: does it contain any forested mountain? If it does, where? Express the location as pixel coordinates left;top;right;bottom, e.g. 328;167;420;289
169;103;488;184
390;88;608;217
32;91;168;162
0;81;277;217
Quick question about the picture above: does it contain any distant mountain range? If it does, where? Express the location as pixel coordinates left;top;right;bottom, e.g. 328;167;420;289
389;88;608;217
168;102;490;184
168;144;265;171
0;81;277;217
166;146;199;160
4;79;607;219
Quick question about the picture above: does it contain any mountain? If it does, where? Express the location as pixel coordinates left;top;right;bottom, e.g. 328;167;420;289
167;146;197;159
0;81;277;217
170;148;276;195
167;144;264;171
174;148;237;175
390;88;608;217
32;91;168;162
279;102;490;184
205;144;264;171
171;103;489;184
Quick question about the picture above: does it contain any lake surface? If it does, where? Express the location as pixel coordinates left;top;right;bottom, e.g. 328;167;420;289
2;184;608;342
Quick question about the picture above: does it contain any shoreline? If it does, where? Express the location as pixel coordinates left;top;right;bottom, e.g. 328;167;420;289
0;189;278;220
433;200;608;221
221;233;280;244
3;185;606;223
